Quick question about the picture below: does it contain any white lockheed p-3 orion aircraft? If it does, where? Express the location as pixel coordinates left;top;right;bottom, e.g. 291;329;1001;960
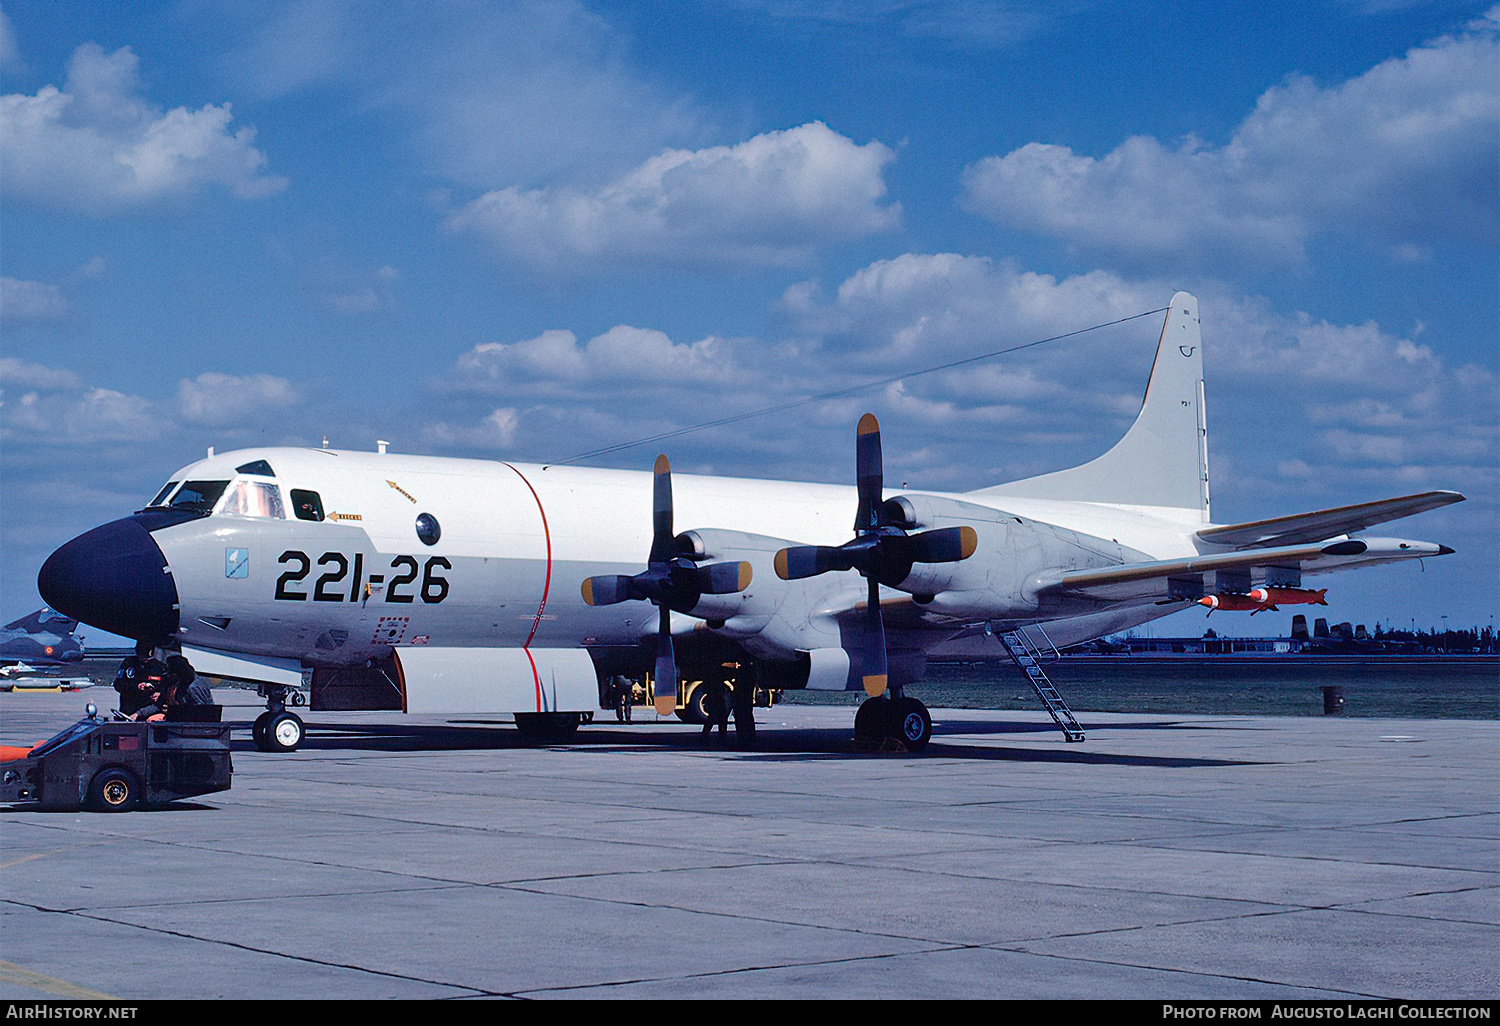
38;294;1461;752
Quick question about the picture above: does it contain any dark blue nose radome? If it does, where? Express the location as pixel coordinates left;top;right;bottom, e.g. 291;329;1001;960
38;517;180;643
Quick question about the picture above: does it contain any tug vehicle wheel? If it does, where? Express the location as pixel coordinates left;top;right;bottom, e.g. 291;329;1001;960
87;767;140;812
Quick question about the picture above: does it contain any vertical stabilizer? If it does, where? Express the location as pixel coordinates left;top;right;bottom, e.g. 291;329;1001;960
977;293;1209;517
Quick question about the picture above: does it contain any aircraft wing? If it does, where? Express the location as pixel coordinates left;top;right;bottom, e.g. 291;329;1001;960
1037;536;1454;604
1195;491;1463;549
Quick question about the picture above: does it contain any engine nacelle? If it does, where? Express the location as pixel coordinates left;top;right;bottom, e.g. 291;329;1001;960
678;528;869;660
876;494;1026;607
880;494;1148;617
674;529;796;626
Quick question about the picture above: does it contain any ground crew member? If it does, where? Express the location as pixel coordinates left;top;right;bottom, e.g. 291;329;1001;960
113;641;166;718
732;665;757;748
701;679;730;743
165;654;214;706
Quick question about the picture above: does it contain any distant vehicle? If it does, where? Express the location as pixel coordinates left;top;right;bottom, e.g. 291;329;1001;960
0;704;231;812
0;661;52;679
0;608;85;667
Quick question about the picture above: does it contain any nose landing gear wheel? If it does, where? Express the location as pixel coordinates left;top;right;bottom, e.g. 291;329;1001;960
254;711;304;752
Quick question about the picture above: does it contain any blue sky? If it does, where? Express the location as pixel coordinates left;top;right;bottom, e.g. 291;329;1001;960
2;0;1496;643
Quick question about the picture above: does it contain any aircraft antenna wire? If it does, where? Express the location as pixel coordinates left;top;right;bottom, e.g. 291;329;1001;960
551;305;1170;467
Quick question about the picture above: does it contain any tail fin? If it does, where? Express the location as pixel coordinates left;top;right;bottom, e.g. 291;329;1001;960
976;292;1209;519
3;608;76;634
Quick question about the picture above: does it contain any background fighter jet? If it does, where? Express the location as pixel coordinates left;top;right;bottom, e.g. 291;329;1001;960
0;608;85;668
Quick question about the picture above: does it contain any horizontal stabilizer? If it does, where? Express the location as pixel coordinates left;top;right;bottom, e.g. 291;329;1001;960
1198;491;1464;549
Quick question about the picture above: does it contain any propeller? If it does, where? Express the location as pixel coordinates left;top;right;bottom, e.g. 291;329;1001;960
581;455;751;715
774;414;976;697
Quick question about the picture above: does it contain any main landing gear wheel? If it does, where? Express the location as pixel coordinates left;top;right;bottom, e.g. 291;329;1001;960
254;711;304;752
854;697;891;742
676;683;709;724
87;767;141;812
890;696;932;751
514;712;582;744
854;696;932;752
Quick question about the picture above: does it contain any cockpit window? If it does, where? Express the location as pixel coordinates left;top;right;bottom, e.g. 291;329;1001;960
290;489;324;522
235;460;276;477
220;480;286;519
168;480;229;513
148;481;180;507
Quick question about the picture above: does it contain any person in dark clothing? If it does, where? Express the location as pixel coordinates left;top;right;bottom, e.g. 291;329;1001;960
607;675;632;722
165;654;213;706
731;665;757;749
131;655;178;721
700;679;730;743
114;641;166;718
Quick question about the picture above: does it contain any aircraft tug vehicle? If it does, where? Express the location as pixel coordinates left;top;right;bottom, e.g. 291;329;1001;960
0;704;232;812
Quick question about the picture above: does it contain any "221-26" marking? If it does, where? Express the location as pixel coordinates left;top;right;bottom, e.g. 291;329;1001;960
274;550;450;604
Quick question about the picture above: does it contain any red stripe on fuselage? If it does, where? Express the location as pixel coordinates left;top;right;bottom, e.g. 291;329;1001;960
502;463;552;710
523;647;544;712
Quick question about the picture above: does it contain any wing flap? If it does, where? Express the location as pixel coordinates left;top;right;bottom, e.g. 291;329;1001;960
1040;536;1454;603
1197;491;1463;549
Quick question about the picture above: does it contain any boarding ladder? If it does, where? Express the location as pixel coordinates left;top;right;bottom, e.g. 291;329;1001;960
998;625;1085;742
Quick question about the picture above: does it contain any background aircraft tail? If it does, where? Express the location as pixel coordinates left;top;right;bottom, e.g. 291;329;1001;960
3;608;78;634
975;292;1210;519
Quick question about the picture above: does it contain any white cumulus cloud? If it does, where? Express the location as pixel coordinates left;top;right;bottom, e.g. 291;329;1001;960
456;325;737;392
960;13;1500;267
0;9;19;73
177;372;300;426
435;323;756;462
227;0;713;190
0;385;166;446
1;43;286;214
0;358;81;391
0;278;68;323
447;122;900;271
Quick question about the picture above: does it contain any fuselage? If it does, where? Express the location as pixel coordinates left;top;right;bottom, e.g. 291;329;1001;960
40;445;1207;675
